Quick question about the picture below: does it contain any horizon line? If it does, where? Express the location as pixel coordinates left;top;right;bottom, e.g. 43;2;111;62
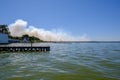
43;41;120;43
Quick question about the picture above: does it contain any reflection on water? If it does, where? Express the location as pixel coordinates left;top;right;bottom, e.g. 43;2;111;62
0;43;120;80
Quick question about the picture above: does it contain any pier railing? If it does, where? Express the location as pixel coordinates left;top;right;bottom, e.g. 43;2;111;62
0;46;50;52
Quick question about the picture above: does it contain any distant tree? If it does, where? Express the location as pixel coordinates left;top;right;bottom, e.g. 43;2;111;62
22;34;43;42
22;34;29;40
29;36;43;42
0;25;10;34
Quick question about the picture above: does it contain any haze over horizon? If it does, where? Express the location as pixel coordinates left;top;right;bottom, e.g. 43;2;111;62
8;19;89;41
0;0;120;41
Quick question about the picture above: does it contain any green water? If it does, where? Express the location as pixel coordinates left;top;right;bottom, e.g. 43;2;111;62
0;43;120;80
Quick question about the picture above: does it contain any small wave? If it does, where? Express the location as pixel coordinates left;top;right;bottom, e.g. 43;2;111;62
113;50;120;52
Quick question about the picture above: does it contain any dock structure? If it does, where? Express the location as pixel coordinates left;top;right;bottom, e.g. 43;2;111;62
0;46;50;52
0;25;50;52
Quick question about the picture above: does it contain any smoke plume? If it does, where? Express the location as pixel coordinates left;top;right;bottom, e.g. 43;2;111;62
8;19;89;41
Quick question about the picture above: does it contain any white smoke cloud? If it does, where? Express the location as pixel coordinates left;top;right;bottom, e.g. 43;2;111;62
8;19;89;41
8;19;27;36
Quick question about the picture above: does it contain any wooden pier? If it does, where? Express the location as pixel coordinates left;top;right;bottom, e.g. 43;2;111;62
0;46;50;52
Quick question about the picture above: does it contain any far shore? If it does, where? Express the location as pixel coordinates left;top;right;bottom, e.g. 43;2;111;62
43;41;120;43
0;41;120;45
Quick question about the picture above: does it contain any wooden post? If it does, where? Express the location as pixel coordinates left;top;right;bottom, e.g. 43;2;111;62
31;41;32;47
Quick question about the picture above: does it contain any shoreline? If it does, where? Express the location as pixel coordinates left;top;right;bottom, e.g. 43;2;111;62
43;41;120;43
1;41;120;45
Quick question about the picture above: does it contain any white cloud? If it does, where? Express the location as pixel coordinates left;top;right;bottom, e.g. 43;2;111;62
8;19;90;41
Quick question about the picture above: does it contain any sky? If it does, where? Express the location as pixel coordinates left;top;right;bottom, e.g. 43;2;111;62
0;0;120;41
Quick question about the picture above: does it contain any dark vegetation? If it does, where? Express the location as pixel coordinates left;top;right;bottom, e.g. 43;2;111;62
9;34;43;42
0;25;10;34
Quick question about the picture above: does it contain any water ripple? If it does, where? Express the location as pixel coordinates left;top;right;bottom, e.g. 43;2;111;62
0;43;120;80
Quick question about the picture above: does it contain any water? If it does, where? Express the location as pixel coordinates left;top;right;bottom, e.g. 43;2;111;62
0;43;120;80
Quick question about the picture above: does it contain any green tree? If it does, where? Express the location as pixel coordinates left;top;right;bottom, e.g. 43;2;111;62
0;25;10;34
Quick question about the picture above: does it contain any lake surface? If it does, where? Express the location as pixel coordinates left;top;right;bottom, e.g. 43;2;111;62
0;43;120;80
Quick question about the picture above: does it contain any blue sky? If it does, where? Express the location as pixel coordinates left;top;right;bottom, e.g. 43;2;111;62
0;0;120;41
